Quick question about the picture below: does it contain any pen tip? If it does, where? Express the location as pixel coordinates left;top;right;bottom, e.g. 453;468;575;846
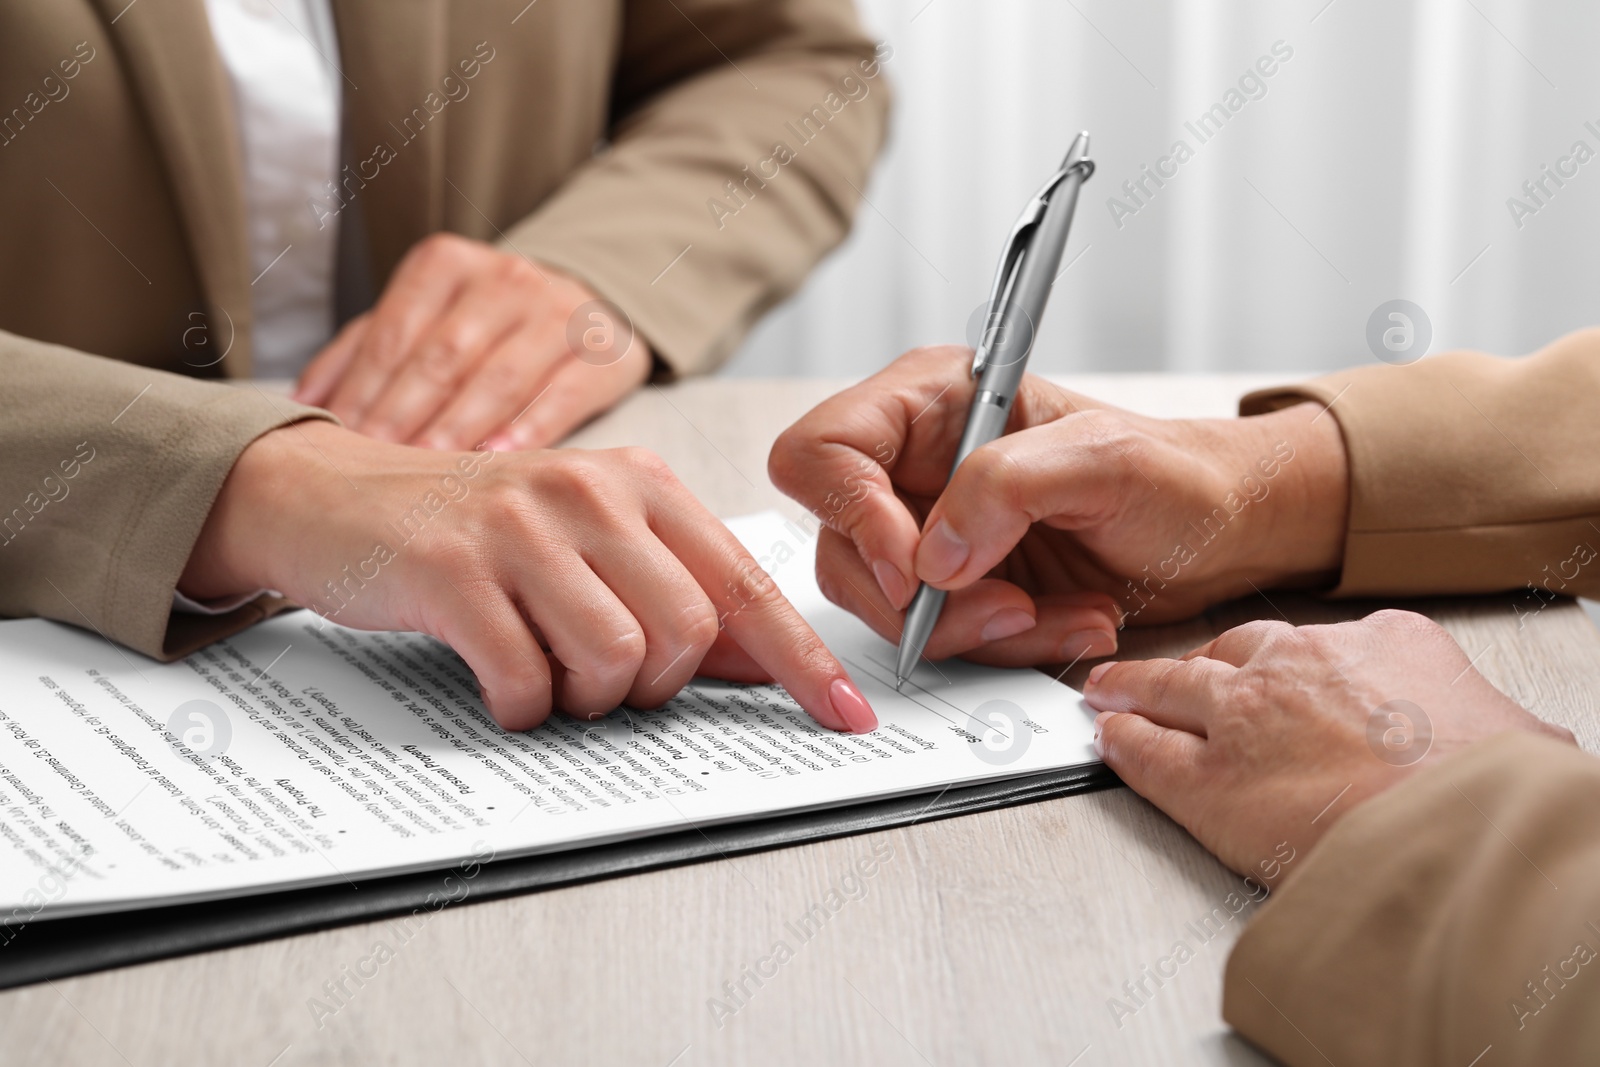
894;678;905;693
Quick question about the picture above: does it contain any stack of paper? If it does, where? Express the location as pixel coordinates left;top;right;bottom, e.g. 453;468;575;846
0;512;1098;923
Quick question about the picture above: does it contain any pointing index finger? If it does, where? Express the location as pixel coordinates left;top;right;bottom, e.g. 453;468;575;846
648;489;877;734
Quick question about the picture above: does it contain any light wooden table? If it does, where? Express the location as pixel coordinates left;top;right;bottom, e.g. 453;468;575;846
4;375;1599;1067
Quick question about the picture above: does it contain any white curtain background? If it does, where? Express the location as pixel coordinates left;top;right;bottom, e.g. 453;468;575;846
721;0;1600;378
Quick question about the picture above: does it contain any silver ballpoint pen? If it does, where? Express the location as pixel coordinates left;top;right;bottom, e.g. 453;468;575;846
893;131;1095;690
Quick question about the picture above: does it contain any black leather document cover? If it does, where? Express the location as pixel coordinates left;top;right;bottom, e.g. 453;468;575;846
0;763;1117;990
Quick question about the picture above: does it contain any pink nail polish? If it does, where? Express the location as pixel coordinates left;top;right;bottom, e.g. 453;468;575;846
980;607;1036;642
481;434;517;453
918;520;969;583
1086;662;1116;686
828;677;878;733
871;559;908;609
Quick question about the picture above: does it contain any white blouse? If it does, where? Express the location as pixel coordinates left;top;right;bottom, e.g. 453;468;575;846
203;0;342;380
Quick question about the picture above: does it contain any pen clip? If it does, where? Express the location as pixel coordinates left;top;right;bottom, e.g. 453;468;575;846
970;153;1095;378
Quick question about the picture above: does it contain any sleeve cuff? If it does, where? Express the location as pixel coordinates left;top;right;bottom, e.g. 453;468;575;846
1240;336;1600;599
172;588;280;615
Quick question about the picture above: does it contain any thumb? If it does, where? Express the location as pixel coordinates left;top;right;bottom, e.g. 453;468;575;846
913;413;1136;589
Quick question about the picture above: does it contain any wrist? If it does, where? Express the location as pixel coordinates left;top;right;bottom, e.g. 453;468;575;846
180;419;343;601
1250;401;1350;588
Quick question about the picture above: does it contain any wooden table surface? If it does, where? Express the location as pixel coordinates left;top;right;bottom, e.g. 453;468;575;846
4;375;1599;1067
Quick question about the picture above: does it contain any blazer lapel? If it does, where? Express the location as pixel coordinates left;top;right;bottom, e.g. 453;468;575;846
89;0;255;376
331;0;448;289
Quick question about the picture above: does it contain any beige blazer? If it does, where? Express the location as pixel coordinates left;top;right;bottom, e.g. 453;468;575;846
0;0;888;658
1224;329;1600;1064
0;0;889;378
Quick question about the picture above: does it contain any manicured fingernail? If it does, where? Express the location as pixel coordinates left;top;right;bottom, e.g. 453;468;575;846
871;559;908;610
980;607;1036;642
1062;629;1118;663
481;433;518;452
1086;661;1116;687
918;520;969;583
829;677;878;734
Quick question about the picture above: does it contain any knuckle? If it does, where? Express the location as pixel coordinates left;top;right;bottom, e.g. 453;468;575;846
675;599;722;651
490;664;552;708
1146;662;1179;710
469;355;534;401
814;564;844;609
541;453;608;501
811;535;857;611
1249;618;1299;644
1230;618;1289;647
1258;626;1312;660
963;444;1026;507
723;553;782;613
445;480;536;550
789;628;839;677
586;628;647;678
418;329;473;379
1104;719;1148;776
476;473;533;513
499;254;542;289
615;446;674;483
361;322;408;371
1364;608;1443;640
767;429;806;490
413;231;473;268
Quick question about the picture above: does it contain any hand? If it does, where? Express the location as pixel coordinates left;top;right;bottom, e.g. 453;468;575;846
293;234;651;451
180;421;876;734
1084;610;1576;879
768;346;1351;668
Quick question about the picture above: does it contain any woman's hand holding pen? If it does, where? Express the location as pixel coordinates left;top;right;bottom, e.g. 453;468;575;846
178;421;877;734
768;346;1352;668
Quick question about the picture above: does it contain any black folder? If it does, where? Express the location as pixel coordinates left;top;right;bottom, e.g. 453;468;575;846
0;763;1117;990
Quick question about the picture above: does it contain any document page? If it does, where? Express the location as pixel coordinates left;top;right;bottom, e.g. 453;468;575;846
0;512;1097;921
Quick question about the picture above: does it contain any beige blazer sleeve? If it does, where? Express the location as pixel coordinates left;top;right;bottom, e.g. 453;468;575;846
1240;327;1600;600
1223;732;1600;1065
0;331;332;661
499;0;892;378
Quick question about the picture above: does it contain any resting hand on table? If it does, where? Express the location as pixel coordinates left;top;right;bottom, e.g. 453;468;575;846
768;346;1351;667
179;421;876;734
293;234;651;452
1085;610;1575;877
